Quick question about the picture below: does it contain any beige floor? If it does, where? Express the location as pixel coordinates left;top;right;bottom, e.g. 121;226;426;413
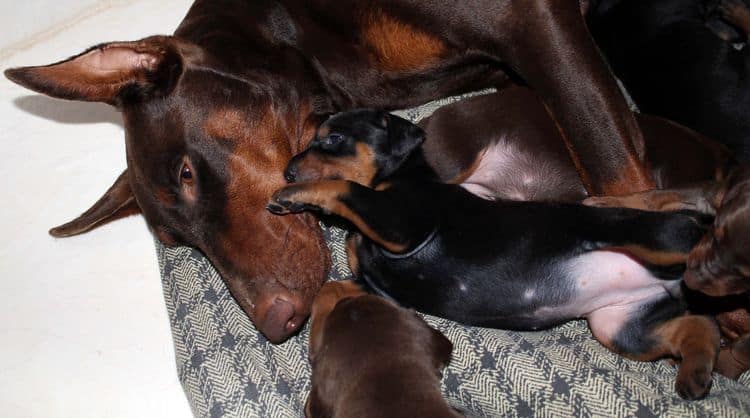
0;1;195;416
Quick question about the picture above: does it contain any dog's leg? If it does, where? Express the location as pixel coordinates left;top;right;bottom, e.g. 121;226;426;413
268;181;433;254
583;183;721;215
589;298;720;400
505;1;654;195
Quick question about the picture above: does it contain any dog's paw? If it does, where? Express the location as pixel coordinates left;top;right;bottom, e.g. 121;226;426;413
268;186;322;215
268;187;305;215
676;364;714;400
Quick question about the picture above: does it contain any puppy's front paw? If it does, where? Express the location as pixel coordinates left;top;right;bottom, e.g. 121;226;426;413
267;185;320;215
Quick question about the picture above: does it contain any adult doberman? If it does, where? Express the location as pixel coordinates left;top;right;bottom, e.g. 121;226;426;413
5;0;653;342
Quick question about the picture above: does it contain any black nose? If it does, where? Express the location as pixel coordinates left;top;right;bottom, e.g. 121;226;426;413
284;163;298;183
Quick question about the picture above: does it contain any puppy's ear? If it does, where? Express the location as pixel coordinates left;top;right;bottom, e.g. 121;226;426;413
374;113;425;182
385;113;426;159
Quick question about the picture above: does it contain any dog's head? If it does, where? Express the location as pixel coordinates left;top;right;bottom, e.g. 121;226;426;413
685;165;750;297
5;36;332;343
308;280;453;378
284;109;426;187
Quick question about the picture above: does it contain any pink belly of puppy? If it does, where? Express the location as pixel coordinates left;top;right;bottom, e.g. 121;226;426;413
561;251;679;345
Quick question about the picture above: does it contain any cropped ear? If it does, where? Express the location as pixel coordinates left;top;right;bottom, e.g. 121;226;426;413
385;113;426;159
50;170;141;237
374;113;426;182
4;36;184;106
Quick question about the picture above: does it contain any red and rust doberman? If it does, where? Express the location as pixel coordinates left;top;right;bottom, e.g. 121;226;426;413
5;0;656;342
306;280;460;418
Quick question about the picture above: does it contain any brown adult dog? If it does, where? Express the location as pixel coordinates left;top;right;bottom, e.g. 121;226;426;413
5;0;656;342
306;280;459;418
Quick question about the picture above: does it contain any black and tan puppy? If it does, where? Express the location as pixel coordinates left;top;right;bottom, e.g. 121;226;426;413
306;280;460;418
268;109;723;400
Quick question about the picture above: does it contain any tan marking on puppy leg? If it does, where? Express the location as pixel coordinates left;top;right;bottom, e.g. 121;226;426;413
583;186;720;214
608;245;689;266
275;181;407;252
650;316;720;399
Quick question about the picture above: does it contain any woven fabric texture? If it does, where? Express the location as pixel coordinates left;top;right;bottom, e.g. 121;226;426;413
156;94;750;418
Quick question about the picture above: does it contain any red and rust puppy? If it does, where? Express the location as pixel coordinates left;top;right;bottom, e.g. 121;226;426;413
306;280;460;418
269;109;722;400
5;0;658;342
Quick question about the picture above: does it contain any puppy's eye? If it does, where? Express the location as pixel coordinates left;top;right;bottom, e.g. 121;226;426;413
180;163;194;184
322;133;345;146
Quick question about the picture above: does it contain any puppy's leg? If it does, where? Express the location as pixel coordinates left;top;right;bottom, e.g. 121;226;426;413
268;180;433;253
589;299;720;400
583;183;720;215
503;1;654;195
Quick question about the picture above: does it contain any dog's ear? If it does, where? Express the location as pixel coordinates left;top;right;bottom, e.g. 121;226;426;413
49;170;141;237
4;36;185;106
385;113;426;159
375;113;425;181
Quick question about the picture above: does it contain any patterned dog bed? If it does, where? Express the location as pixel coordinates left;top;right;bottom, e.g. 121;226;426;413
156;95;750;418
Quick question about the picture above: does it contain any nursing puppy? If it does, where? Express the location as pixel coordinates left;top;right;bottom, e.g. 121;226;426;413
306;280;460;418
269;109;723;400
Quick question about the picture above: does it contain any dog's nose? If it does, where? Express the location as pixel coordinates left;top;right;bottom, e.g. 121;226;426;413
284;164;298;183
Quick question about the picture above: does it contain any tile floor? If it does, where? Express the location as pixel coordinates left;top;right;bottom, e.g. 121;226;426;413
1;1;196;416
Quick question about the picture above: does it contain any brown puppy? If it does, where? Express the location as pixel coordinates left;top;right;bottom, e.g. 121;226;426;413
306;281;460;418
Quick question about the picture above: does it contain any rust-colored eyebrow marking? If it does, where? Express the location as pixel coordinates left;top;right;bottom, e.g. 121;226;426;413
296;142;379;186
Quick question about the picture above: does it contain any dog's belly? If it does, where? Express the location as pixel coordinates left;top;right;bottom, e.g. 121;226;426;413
557;250;681;344
361;242;679;333
460;139;586;203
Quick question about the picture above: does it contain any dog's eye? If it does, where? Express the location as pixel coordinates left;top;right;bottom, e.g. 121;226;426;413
180;163;194;184
322;133;345;146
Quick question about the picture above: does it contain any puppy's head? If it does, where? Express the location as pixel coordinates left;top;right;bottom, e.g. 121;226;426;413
685;166;750;296
308;280;367;360
284;110;425;186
